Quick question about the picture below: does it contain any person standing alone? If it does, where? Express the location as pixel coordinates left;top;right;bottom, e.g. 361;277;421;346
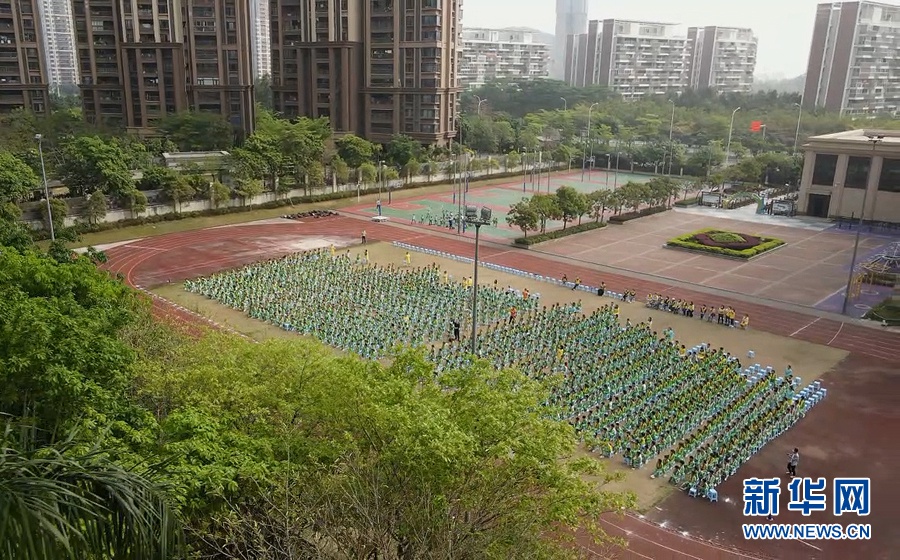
787;448;799;478
361;230;367;244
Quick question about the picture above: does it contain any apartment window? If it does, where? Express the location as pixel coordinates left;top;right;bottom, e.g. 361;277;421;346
422;15;437;26
844;156;871;189
420;123;436;133
372;48;392;59
811;154;838;186
421;94;436;103
421;78;437;87
878;159;900;192
422;30;440;40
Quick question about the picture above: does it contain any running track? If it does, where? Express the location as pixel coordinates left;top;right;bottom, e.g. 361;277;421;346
100;216;898;559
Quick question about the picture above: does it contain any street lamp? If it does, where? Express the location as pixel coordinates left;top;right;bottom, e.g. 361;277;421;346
378;159;385;200
587;102;599;181
667;99;675;175
473;95;486;115
35;134;54;241
841;135;883;315
722;106;741;193
792;101;803;155
521;147;528;191
464;205;492;355
560;97;567;111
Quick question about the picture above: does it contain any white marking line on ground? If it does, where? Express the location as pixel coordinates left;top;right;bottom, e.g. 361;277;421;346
827;322;844;346
814;285;846;307
790;317;821;337
625;515;763;560
600;518;703;559
797;539;824;551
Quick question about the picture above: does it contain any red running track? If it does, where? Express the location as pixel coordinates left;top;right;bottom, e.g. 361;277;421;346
101;216;898;364
100;216;897;559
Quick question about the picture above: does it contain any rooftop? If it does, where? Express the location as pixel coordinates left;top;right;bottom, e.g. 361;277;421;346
806;129;900;146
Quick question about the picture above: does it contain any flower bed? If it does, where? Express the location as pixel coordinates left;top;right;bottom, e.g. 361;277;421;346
607;205;669;224
666;228;784;259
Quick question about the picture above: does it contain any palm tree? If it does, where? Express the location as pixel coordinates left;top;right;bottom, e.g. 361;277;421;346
0;423;180;560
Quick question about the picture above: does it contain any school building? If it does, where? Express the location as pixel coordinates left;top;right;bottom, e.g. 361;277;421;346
798;129;900;223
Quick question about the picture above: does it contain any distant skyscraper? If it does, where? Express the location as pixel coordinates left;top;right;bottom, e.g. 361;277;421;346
0;0;50;113
687;26;757;94
249;0;269;78
553;0;587;80
565;19;691;99
803;1;900;116
459;27;550;89
37;0;77;89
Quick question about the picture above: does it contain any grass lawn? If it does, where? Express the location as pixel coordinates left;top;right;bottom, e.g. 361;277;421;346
65;172;548;249
666;228;785;259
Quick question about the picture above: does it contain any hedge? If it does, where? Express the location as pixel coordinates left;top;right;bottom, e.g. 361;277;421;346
674;197;699;207
607;205;669;224
514;221;606;246
28;167;536;241
666;228;785;259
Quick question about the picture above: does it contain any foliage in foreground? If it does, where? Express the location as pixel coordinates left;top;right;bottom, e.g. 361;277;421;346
667;228;785;259
0;237;634;558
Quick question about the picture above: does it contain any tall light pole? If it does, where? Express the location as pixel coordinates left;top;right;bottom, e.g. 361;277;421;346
35;134;54;241
667;99;675;175
521;147;528;191
792;101;803;155
378;159;385;201
587;102;599;181
473;95;486;115
722;106;741;193
464;205;492;355
560;97;567;111
841;135;883;315
456;116;464;234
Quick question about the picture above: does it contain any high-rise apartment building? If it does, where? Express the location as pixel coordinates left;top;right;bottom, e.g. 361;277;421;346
565;19;691;99
803;1;900;116
0;0;50;113
552;0;587;80
249;0;269;78
38;0;78;89
687;26;757;94
459;27;550;89
271;0;460;145
73;0;255;135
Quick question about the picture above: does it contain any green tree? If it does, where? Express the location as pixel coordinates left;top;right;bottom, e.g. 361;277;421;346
331;156;350;184
158;111;234;151
84;190;108;225
56;136;134;198
555;185;589;227
0;424;181;560
401;158;421;183
646;176;681;207
359;162;378;185
529;193;560;233
122;189;148;217
0;151;40;203
384;134;420;167
254;75;274;110
506;198;539;238
207;180;232;208
588;189;613;223
505;150;521;170
335;134;378;168
40;198;67;232
140;166;194;212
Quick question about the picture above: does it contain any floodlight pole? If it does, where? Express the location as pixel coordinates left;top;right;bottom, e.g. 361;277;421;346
467;211;491;355
841;136;882;315
36;134;55;241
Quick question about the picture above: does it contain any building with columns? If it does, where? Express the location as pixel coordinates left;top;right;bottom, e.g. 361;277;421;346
798;129;900;223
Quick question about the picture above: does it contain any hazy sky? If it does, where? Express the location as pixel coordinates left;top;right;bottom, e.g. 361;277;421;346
461;0;829;77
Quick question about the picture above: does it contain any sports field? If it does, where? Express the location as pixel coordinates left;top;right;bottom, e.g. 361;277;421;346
347;169;652;239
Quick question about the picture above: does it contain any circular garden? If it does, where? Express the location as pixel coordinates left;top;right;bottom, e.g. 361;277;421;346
667;228;785;259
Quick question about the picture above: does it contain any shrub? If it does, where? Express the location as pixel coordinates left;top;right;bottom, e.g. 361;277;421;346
514;221;605;246
863;297;900;325
666;227;784;259
674;197;699;207
607;205;668;224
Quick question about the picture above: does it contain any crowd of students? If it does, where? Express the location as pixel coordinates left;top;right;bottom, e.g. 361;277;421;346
646;294;750;329
187;248;818;495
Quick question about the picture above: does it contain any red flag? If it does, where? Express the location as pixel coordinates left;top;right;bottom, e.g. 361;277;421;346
750;120;763;132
